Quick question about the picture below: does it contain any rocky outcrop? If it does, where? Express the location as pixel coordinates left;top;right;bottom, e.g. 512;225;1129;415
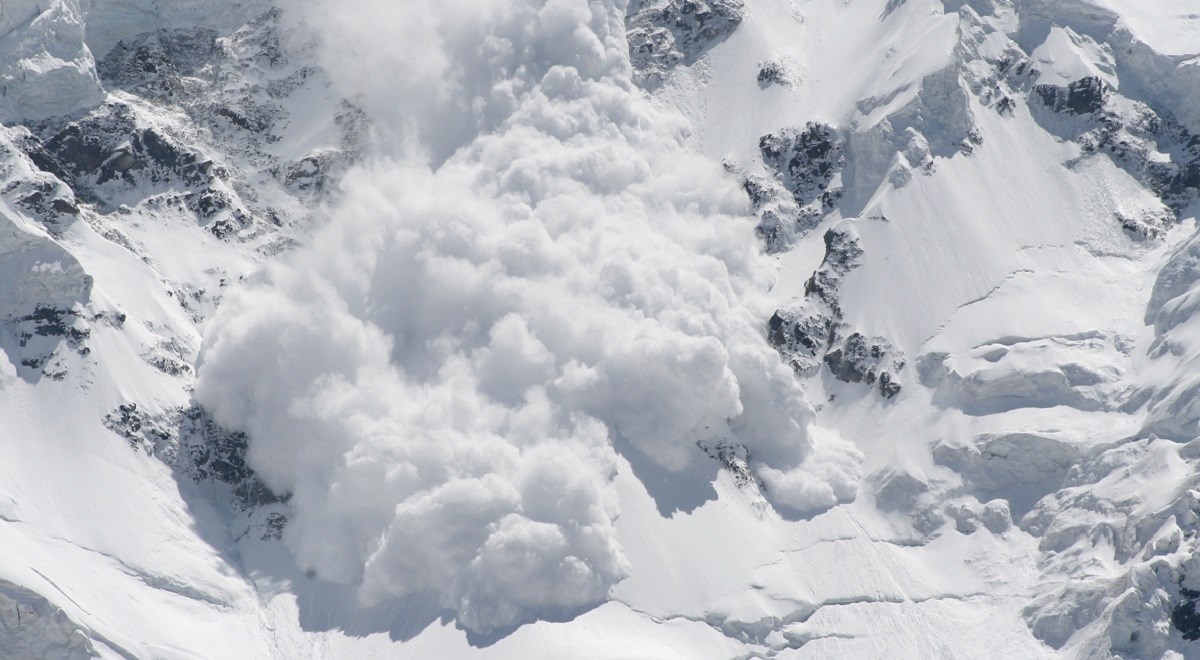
768;224;904;398
768;226;859;374
0;127;81;233
759;123;845;209
1173;575;1200;642
756;60;790;89
739;123;846;252
2;8;365;246
104;402;283;511
1030;73;1199;227
1034;76;1107;115
19;98;273;240
35;102;217;196
824;333;904;398
0;8;351;596
0;208;91;379
626;0;744;88
738;172;811;253
97;27;222;101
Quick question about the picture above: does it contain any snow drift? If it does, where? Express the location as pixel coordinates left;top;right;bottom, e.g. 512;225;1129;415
194;0;861;634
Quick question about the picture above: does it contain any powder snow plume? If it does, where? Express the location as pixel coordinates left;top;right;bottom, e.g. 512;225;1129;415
194;0;862;634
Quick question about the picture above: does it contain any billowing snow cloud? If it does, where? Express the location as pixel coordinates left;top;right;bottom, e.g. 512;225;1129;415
194;0;862;634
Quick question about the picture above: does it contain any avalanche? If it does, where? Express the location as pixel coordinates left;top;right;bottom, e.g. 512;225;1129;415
0;0;1198;658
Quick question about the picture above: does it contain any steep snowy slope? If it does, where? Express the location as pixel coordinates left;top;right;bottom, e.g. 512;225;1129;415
1;0;1200;658
638;0;1200;656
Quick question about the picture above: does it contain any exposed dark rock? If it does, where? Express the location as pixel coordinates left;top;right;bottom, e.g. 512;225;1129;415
104;403;284;510
5;305;90;377
768;305;834;364
98;28;221;100
193;188;232;218
824;333;906;398
178;408;277;506
2;178;78;229
259;512;288;541
996;96;1016;116
8;9;365;254
740;172;820;253
1172;581;1200;641
270;149;349;199
769;225;904;396
208;102;277;135
759;123;845;209
15;98;275;240
699;440;762;491
737;124;846;252
1028;75;1200;220
1118;209;1174;241
757;61;789;89
33;102;215;198
627;0;744;88
104;403;175;452
817;225;864;275
143;352;192;377
0;130;82;233
768;226;859;374
1035;76;1107;116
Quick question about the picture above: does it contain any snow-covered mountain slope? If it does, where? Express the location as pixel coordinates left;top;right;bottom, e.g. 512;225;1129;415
1;0;1200;657
638;0;1200;656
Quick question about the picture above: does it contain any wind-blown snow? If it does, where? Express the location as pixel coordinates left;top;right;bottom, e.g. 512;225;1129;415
194;0;861;634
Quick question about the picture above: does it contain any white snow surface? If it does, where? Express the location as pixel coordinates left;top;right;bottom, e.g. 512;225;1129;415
0;0;1198;658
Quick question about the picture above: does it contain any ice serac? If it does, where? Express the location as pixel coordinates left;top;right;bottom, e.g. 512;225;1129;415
0;0;104;122
0;579;100;659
